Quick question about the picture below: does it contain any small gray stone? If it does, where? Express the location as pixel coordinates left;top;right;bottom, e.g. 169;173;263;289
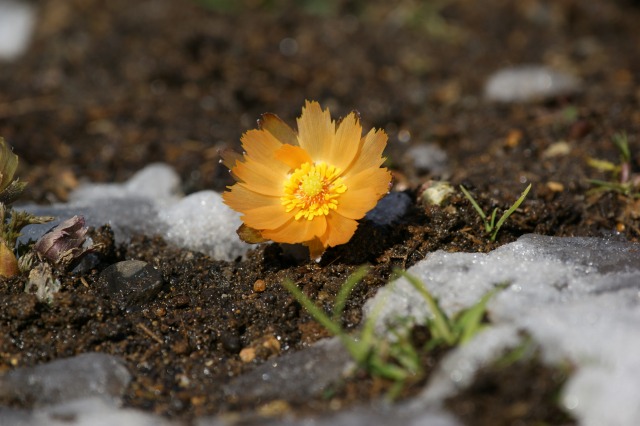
365;192;412;226
0;353;131;407
223;338;353;404
0;0;36;61
484;65;580;102
99;260;164;309
406;143;449;175
0;397;176;426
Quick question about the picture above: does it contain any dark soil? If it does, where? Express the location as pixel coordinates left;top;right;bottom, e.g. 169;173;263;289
447;346;574;426
2;0;640;424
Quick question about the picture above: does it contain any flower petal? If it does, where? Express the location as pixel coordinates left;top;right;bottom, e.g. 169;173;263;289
259;113;298;146
242;204;292;230
343;128;388;177
233;159;288;196
329;111;362;171
219;148;244;171
241;129;284;165
335;188;380;220
274;144;313;171
336;167;391;219
321;212;359;247
305;238;326;260
344;166;391;194
296;100;335;161
222;184;281;212
262;216;327;244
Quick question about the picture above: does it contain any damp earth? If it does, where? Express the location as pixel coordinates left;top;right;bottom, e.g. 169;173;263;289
1;0;640;424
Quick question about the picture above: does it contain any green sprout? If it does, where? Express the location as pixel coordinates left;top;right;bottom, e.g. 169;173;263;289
0;136;27;205
587;132;640;198
283;267;420;386
459;183;532;242
398;270;507;350
0;137;53;277
282;267;504;398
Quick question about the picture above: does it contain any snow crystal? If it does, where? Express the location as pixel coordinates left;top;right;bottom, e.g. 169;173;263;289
367;234;640;426
20;164;252;261
159;191;251;261
0;397;175;426
69;163;181;204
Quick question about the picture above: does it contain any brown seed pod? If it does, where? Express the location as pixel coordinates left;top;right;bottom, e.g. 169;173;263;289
0;241;19;278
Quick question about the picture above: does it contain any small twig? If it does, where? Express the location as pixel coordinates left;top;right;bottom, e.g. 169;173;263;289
0;96;57;118
136;323;164;345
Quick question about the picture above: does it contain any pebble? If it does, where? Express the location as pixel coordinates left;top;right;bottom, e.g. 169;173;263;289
0;0;36;60
365;192;412;226
484;65;580;102
0;353;131;407
98;260;164;310
253;279;266;292
239;347;256;363
405;143;449;175
220;331;242;354
419;181;455;207
223;337;353;404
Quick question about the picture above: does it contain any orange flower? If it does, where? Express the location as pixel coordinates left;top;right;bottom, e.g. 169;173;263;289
222;101;392;259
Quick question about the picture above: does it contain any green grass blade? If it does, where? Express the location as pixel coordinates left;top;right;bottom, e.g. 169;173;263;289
399;270;456;346
613;132;631;163
587;157;619;172
282;278;364;361
369;356;412;382
488;207;498;233
459;185;487;220
588;179;630;195
357;275;392;359
332;266;369;324
455;282;507;344
491;183;531;242
388;332;422;375
282;279;343;336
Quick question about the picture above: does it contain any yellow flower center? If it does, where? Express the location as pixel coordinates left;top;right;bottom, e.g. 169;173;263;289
282;162;347;220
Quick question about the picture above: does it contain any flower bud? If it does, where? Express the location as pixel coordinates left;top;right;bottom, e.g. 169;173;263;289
0;241;19;277
33;215;89;267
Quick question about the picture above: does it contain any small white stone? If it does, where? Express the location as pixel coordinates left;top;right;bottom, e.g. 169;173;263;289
406;143;449;175
0;353;131;406
0;0;36;60
485;65;580;102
